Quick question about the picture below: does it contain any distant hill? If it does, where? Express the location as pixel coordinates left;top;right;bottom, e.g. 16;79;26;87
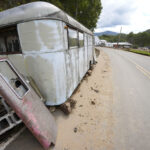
145;29;150;33
94;31;118;36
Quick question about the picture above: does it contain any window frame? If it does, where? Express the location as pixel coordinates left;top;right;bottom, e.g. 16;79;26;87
66;25;93;49
78;31;84;48
68;27;78;49
88;35;93;46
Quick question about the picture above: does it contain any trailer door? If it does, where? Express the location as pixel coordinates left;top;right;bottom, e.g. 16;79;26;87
0;59;57;149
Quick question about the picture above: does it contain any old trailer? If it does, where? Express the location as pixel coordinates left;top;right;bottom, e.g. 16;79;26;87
0;2;95;106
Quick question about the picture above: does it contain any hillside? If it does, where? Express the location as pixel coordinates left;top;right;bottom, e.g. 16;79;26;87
94;31;118;36
145;29;150;33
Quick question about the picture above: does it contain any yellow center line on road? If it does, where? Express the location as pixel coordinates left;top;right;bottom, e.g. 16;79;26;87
118;52;150;79
126;57;150;79
136;66;150;79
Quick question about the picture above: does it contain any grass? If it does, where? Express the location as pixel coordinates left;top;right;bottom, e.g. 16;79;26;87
129;49;150;56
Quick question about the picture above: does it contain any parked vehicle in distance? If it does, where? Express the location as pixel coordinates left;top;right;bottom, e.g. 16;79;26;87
0;2;95;106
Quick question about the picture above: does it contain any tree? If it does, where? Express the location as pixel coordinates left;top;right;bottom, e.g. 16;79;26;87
126;32;150;47
60;0;102;30
127;32;134;43
0;0;102;30
0;0;63;10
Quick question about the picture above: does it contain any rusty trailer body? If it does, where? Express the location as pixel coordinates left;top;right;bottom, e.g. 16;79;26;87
0;2;95;106
0;59;57;149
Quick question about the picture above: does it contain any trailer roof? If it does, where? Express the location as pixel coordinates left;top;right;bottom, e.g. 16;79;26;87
0;2;93;35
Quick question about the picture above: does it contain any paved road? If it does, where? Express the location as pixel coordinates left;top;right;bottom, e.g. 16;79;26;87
101;47;150;150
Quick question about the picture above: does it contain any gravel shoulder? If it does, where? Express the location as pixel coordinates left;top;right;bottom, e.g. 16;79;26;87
52;49;114;150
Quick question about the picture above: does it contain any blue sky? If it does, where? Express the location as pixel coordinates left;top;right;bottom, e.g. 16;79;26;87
95;0;150;33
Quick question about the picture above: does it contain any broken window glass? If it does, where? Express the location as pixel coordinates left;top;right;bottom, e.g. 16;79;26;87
0;27;21;54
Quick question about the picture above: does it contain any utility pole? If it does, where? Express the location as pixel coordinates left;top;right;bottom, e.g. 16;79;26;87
117;26;122;48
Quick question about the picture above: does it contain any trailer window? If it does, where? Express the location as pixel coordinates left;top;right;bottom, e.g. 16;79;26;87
68;28;78;48
79;32;84;47
0;27;21;54
0;38;6;53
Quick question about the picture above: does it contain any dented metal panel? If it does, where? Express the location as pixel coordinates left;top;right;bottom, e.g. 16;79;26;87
24;52;67;106
18;20;66;53
65;48;79;98
84;34;89;70
87;35;94;64
17;20;68;105
0;59;57;149
79;47;86;79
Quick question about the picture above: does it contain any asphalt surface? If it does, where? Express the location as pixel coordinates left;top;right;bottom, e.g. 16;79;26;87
3;47;150;150
101;47;150;150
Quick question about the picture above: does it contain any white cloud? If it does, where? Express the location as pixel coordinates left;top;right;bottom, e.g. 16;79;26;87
95;0;150;33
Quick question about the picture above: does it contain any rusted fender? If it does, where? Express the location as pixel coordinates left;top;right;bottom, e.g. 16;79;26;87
0;59;57;149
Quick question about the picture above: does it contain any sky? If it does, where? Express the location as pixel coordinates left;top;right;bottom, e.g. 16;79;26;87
95;0;150;34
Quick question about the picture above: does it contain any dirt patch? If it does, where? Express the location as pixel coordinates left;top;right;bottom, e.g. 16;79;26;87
52;49;114;150
58;99;77;115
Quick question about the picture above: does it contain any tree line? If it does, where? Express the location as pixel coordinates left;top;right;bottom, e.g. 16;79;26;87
0;0;102;30
100;29;150;48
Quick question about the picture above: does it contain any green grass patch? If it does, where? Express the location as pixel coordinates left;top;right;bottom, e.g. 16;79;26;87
129;49;150;56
